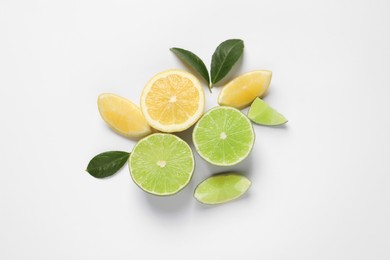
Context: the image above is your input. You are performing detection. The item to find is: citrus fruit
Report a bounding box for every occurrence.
[129,133,194,196]
[193,106,255,166]
[140,69,205,133]
[98,93,152,138]
[248,98,288,126]
[194,173,251,204]
[218,70,272,109]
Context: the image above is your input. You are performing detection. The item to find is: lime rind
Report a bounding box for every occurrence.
[248,98,288,126]
[129,133,195,196]
[194,173,251,205]
[193,106,255,166]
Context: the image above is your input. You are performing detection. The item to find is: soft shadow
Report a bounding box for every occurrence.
[102,124,143,142]
[175,125,195,146]
[253,123,289,131]
[142,127,197,214]
[205,151,254,179]
[144,181,193,213]
[261,88,271,99]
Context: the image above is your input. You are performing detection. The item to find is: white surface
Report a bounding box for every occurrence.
[1,0,390,259]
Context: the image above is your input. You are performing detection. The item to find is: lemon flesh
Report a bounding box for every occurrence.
[218,70,272,109]
[141,69,205,133]
[98,93,151,138]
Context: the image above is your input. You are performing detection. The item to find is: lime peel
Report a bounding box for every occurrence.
[248,98,288,126]
[194,173,251,205]
[129,133,194,196]
[193,106,255,166]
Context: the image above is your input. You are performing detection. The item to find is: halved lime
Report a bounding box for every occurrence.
[129,133,194,196]
[193,106,255,166]
[194,173,251,204]
[248,98,288,126]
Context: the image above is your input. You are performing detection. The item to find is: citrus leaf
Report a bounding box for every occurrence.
[210,39,244,86]
[170,47,211,91]
[86,151,130,178]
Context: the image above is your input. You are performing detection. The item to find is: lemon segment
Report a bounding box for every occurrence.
[98,93,152,138]
[141,69,205,133]
[218,70,272,109]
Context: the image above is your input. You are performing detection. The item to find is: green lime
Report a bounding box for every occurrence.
[248,98,287,126]
[194,173,251,204]
[129,133,194,196]
[192,106,255,166]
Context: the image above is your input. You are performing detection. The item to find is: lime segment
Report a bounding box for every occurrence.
[129,133,194,196]
[194,173,251,204]
[193,106,255,166]
[248,98,288,126]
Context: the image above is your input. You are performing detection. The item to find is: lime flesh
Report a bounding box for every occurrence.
[248,98,287,126]
[129,133,194,196]
[194,173,251,204]
[193,106,255,166]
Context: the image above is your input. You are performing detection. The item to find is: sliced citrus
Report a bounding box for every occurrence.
[140,69,205,133]
[248,98,288,126]
[98,93,152,138]
[194,173,251,204]
[193,106,255,166]
[129,133,194,196]
[218,70,272,109]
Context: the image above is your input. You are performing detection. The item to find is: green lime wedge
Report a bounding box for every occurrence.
[194,173,251,204]
[248,98,288,126]
[129,133,194,196]
[193,106,255,166]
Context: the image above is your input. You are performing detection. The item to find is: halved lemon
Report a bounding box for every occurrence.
[218,70,272,109]
[98,93,152,138]
[140,69,205,133]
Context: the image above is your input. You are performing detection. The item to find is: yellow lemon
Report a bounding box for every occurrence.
[140,69,205,132]
[218,70,272,109]
[98,93,152,138]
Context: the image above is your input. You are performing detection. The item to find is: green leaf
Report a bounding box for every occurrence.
[170,47,211,92]
[210,39,244,86]
[86,151,130,178]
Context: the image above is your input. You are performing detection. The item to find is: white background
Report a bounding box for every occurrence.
[1,0,389,259]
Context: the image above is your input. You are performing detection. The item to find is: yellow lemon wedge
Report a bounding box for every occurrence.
[98,93,152,138]
[140,69,205,132]
[218,70,272,109]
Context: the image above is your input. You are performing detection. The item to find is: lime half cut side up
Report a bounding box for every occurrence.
[192,106,255,166]
[248,98,288,126]
[194,173,251,205]
[129,133,194,196]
